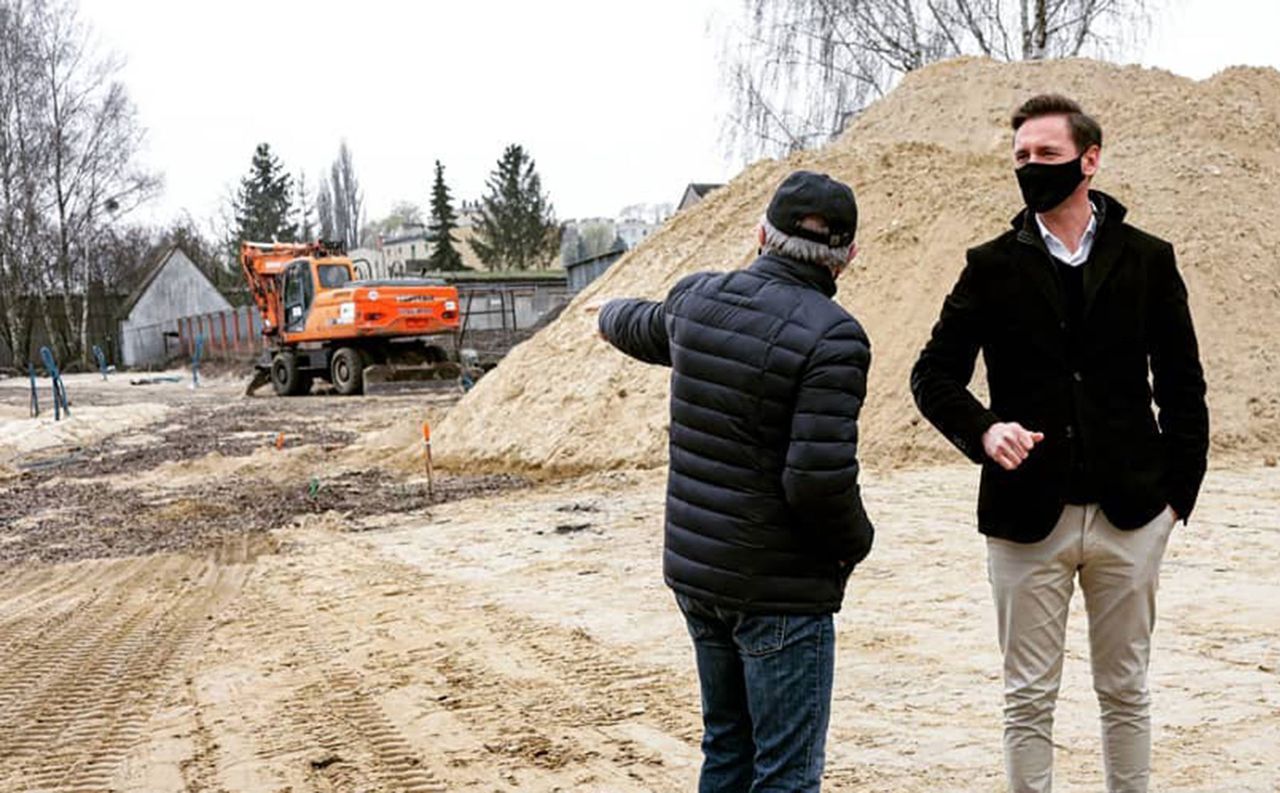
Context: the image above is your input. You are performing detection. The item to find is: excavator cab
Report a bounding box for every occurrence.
[317,263,353,288]
[282,260,315,333]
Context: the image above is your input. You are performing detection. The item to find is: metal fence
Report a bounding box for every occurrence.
[123,305,265,368]
[456,283,571,363]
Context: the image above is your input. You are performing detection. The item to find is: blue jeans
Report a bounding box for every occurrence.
[674,592,835,792]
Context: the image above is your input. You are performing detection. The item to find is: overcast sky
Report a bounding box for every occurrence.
[76,0,1280,230]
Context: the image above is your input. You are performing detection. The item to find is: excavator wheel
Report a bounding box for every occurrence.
[423,344,450,364]
[270,352,307,396]
[331,346,366,396]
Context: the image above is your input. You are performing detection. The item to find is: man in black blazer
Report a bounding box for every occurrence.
[911,95,1208,793]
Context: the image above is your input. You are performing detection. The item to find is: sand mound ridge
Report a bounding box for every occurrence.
[436,57,1280,474]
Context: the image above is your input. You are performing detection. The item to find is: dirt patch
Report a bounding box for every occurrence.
[0,469,527,567]
[10,400,358,483]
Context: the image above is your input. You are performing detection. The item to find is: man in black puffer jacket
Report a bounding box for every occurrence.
[597,171,874,792]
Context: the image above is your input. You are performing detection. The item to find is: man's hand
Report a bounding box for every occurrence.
[583,298,608,340]
[982,422,1045,471]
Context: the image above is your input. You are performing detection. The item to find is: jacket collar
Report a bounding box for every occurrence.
[1012,190,1129,321]
[749,253,838,298]
[1010,189,1127,238]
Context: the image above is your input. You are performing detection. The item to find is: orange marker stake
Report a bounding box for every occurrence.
[422,421,434,501]
[275,432,285,450]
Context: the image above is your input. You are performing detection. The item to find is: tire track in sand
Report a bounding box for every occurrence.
[224,573,449,793]
[0,538,265,791]
[249,532,698,789]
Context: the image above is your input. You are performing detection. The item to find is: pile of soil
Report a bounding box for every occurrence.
[435,57,1280,473]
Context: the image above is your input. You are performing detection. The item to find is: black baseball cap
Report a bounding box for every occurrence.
[766,170,858,248]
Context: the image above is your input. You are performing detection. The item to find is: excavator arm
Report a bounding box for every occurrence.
[240,240,346,337]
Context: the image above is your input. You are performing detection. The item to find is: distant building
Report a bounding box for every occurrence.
[616,218,659,249]
[455,199,484,228]
[618,202,674,225]
[347,247,388,278]
[678,182,723,212]
[118,247,233,367]
[380,227,431,274]
[375,203,488,275]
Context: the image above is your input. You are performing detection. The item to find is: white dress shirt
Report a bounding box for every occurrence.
[1035,203,1098,267]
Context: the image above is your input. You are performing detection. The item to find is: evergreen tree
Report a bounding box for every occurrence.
[426,160,465,271]
[469,144,558,271]
[232,143,297,247]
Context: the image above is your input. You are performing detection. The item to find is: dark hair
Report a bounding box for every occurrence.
[1011,94,1103,154]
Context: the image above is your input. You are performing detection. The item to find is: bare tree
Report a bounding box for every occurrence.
[0,0,158,367]
[0,0,36,362]
[41,2,159,363]
[295,170,314,241]
[723,0,1156,158]
[327,140,362,251]
[315,173,334,240]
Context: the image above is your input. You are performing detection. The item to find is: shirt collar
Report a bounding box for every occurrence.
[1035,201,1098,265]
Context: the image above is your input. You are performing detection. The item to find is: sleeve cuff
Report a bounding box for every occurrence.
[952,410,1000,465]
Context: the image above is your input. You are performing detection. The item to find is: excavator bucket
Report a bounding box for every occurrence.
[245,367,272,396]
[361,361,464,396]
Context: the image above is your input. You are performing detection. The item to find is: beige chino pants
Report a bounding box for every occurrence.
[986,503,1176,793]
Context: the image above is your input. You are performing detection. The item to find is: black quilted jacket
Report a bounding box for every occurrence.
[599,253,874,614]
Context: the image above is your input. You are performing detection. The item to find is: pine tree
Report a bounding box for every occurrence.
[469,144,558,271]
[426,160,465,271]
[232,143,297,247]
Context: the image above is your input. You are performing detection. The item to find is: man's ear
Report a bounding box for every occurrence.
[1082,144,1101,178]
[756,224,766,247]
[847,242,859,264]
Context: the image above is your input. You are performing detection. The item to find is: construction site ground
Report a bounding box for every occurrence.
[0,373,1275,792]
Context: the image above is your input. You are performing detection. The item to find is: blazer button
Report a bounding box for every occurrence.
[1072,371,1084,382]
[1066,425,1076,439]
[1059,321,1068,331]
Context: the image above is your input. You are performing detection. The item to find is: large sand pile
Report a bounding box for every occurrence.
[437,58,1280,474]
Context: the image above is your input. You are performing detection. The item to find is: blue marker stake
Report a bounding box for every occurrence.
[192,334,205,389]
[40,346,70,421]
[28,363,39,418]
[93,345,108,380]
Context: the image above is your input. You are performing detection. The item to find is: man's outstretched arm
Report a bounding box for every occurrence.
[598,298,671,367]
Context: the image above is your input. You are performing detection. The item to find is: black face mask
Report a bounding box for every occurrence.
[1015,156,1085,213]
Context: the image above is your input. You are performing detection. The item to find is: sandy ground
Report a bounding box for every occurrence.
[0,375,1276,791]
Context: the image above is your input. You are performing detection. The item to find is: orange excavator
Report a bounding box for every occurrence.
[241,240,462,396]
